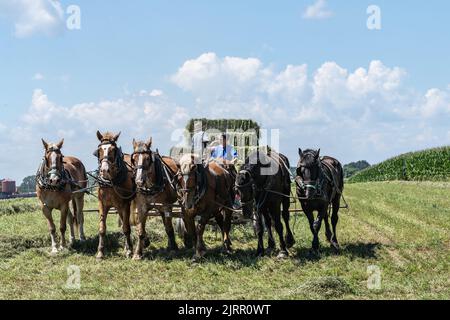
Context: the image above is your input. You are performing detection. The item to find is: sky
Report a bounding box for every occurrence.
[0,0,449,183]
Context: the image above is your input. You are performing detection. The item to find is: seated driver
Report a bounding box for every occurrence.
[210,133,238,165]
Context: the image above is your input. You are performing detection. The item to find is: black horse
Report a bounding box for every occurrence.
[295,149,344,253]
[235,150,295,258]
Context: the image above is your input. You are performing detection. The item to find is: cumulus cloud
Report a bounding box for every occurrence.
[0,0,64,38]
[2,53,449,182]
[0,89,190,180]
[170,52,450,165]
[33,73,45,80]
[303,0,333,20]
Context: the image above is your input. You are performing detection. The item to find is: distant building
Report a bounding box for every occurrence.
[0,179,16,195]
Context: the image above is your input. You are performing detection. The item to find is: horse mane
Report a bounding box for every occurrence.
[179,153,200,174]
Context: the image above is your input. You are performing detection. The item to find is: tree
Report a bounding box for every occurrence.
[343,161,371,178]
[18,175,36,193]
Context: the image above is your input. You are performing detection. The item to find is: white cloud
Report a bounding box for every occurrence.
[33,73,44,80]
[170,52,450,166]
[0,0,64,38]
[303,0,333,20]
[2,53,450,182]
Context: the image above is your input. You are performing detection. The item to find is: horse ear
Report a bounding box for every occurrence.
[96,131,103,141]
[147,137,153,149]
[56,139,64,149]
[113,132,121,142]
[298,148,303,158]
[42,139,48,150]
[132,138,137,149]
[316,149,321,159]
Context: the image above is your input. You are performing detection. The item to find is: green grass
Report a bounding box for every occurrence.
[0,182,449,300]
[349,146,450,183]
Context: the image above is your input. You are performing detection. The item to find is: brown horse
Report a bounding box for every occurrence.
[295,149,344,253]
[178,154,235,260]
[94,131,135,259]
[131,138,180,259]
[36,139,87,254]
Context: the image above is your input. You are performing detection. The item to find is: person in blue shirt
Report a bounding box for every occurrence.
[210,133,238,163]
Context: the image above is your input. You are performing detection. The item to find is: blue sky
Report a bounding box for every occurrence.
[0,0,449,182]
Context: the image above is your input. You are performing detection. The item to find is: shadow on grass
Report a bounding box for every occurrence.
[294,242,382,265]
[71,232,123,256]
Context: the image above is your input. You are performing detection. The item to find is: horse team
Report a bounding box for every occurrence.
[37,131,344,261]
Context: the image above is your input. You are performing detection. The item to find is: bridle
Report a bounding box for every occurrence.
[234,169,256,206]
[295,156,327,201]
[36,146,67,190]
[95,140,127,186]
[131,148,162,195]
[177,163,207,208]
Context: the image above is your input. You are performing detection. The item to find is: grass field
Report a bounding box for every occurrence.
[0,181,449,300]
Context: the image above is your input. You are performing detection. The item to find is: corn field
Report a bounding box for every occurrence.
[349,146,450,183]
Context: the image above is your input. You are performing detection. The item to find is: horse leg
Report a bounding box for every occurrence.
[161,209,178,252]
[304,209,319,253]
[59,205,69,250]
[271,204,288,258]
[96,204,109,260]
[324,207,333,244]
[193,216,208,261]
[66,204,76,246]
[262,210,275,252]
[312,207,326,252]
[120,204,133,258]
[223,208,233,252]
[133,207,147,260]
[254,209,265,257]
[42,205,58,254]
[183,214,197,249]
[282,197,295,248]
[75,196,86,241]
[331,197,341,250]
[214,211,226,252]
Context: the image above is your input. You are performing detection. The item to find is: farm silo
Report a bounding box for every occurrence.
[1,179,16,195]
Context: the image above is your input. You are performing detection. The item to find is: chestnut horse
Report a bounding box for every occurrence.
[295,149,344,253]
[36,139,87,254]
[131,138,180,259]
[178,154,235,260]
[94,131,135,259]
[235,150,294,258]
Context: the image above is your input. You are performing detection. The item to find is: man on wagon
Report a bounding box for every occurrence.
[210,133,238,165]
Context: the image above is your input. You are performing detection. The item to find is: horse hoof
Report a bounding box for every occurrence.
[331,241,340,251]
[79,236,86,243]
[256,250,265,258]
[192,255,203,263]
[50,247,58,255]
[132,254,142,261]
[286,237,296,249]
[96,252,104,260]
[124,250,133,259]
[277,251,289,259]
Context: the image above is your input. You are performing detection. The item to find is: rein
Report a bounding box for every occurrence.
[95,141,135,200]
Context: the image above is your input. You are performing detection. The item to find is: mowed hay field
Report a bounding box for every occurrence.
[0,181,449,300]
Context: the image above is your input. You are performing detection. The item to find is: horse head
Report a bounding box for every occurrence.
[94,131,122,181]
[131,137,154,189]
[41,138,65,186]
[178,153,201,210]
[297,148,322,199]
